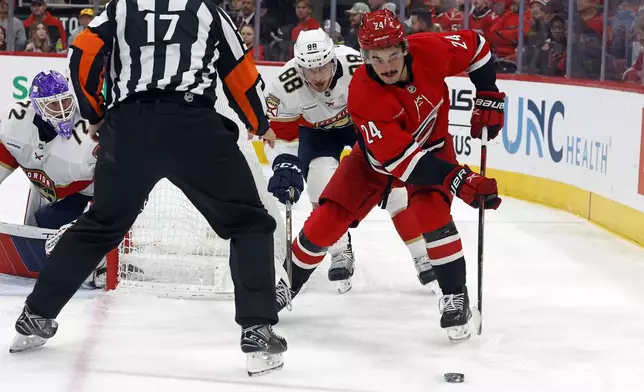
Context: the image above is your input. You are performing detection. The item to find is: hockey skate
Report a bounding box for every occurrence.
[438,286,476,343]
[413,255,441,295]
[276,279,303,312]
[9,305,58,353]
[328,245,355,294]
[241,324,287,377]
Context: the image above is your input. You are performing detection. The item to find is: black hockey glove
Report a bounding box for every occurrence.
[268,153,304,205]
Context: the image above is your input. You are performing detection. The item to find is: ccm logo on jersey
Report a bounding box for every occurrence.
[474,99,504,111]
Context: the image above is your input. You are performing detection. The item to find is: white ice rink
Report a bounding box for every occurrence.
[1,169,644,392]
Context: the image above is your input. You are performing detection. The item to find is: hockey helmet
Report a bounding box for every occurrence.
[358,9,406,51]
[29,70,77,139]
[294,28,335,69]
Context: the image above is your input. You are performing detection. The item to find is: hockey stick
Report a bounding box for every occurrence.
[284,186,295,311]
[477,127,488,335]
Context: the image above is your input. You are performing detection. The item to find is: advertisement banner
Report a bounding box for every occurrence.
[1,54,643,214]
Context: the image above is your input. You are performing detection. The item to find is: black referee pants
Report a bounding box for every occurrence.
[26,95,278,327]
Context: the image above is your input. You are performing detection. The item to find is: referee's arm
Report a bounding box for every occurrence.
[67,2,116,126]
[213,8,270,136]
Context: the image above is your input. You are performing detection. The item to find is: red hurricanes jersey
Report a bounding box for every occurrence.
[434,8,464,32]
[347,31,491,181]
[469,9,496,38]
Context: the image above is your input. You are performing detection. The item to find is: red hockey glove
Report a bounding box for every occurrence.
[470,91,506,140]
[447,165,502,210]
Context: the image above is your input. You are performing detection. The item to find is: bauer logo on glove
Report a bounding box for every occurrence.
[447,165,502,210]
[470,91,506,140]
[473,98,504,111]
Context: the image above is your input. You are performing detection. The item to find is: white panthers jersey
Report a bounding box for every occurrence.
[0,100,97,203]
[265,45,363,131]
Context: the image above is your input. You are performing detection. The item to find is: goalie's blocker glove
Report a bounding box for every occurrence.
[268,153,304,205]
[447,165,502,210]
[470,91,506,140]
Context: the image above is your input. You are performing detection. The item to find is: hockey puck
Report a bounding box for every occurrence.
[444,373,464,383]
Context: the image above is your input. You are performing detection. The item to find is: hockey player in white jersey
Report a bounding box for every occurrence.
[0,70,105,289]
[264,29,439,306]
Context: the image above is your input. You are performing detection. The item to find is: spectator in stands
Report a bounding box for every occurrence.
[543,0,565,23]
[623,17,644,83]
[534,13,567,76]
[0,0,26,51]
[241,24,264,60]
[410,7,435,33]
[344,2,370,50]
[238,0,256,28]
[291,0,320,42]
[433,0,464,32]
[610,1,639,65]
[488,0,531,61]
[257,1,283,47]
[522,0,549,73]
[368,0,397,12]
[0,25,6,51]
[469,0,496,39]
[323,19,343,44]
[68,8,93,47]
[577,0,603,38]
[229,0,243,24]
[23,0,66,51]
[25,21,56,53]
[491,0,508,18]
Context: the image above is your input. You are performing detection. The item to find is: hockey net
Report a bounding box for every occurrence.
[105,83,285,298]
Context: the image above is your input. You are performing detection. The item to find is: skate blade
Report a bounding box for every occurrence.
[424,280,441,296]
[336,279,352,294]
[9,334,48,353]
[471,306,482,335]
[246,352,284,377]
[446,323,471,343]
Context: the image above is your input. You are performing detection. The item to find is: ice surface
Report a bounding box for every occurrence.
[1,169,644,392]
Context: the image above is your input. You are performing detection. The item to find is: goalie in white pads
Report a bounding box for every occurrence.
[0,70,106,289]
[264,29,439,303]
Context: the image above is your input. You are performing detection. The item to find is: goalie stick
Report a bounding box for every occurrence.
[476,127,488,335]
[284,186,295,311]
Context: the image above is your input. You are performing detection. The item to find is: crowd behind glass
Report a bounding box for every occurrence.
[2,0,643,85]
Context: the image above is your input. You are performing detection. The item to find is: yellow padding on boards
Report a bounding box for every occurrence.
[252,140,644,247]
[589,193,644,247]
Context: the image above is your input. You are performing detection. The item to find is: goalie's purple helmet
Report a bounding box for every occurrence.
[29,70,77,139]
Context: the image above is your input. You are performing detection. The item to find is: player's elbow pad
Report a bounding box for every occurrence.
[404,152,458,186]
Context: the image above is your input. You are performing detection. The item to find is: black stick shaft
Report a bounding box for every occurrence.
[477,128,488,335]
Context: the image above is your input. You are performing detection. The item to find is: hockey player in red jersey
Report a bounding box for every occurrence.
[277,9,505,343]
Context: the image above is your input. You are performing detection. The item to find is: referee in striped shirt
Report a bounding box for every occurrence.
[14,0,287,375]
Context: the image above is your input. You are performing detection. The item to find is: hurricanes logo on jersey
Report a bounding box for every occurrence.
[23,169,57,203]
